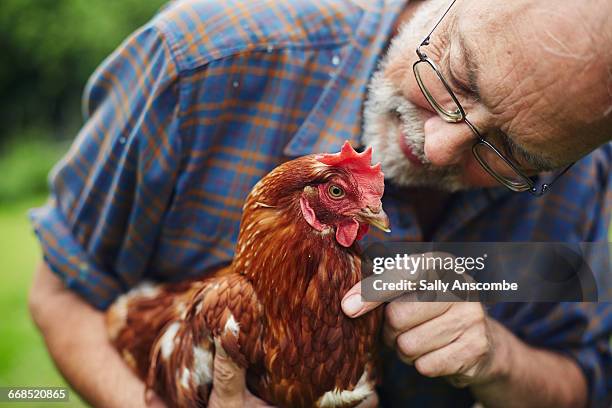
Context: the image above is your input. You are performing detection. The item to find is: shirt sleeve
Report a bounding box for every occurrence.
[491,147,612,408]
[29,23,183,310]
[490,302,612,408]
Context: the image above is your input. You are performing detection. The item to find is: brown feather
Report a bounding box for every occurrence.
[106,154,384,407]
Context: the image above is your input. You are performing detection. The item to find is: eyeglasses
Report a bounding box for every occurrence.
[412,0,573,196]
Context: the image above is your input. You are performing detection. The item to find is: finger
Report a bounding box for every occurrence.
[394,306,468,363]
[209,337,246,407]
[341,281,383,318]
[384,302,452,344]
[413,340,472,380]
[345,251,458,318]
[413,324,489,381]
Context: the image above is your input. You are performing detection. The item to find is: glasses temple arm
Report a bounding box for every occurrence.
[535,162,575,195]
[419,0,458,47]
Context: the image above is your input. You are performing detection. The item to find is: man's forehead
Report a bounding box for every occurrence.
[454,0,610,166]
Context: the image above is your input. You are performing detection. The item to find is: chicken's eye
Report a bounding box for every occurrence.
[328,184,345,199]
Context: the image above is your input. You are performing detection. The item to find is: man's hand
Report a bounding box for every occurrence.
[342,284,506,386]
[208,338,273,408]
[208,337,379,407]
[29,262,169,408]
[382,302,503,387]
[341,281,588,408]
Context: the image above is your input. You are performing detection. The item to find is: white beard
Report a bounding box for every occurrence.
[362,0,470,192]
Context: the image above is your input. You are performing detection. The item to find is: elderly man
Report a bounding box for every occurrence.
[29,0,611,407]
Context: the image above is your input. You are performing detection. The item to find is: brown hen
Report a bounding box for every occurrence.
[106,142,389,407]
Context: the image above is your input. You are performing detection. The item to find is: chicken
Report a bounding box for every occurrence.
[106,142,390,407]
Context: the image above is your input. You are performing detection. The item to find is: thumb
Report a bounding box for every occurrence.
[341,281,383,318]
[343,251,456,317]
[209,337,246,407]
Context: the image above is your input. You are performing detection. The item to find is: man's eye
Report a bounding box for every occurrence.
[488,131,519,159]
[447,63,472,96]
[489,131,537,172]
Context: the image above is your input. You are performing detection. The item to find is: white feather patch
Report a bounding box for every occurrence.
[180,367,191,389]
[108,282,160,340]
[224,314,240,337]
[130,281,160,298]
[193,346,213,385]
[317,370,373,407]
[160,322,180,359]
[176,302,187,319]
[108,281,159,340]
[107,295,128,340]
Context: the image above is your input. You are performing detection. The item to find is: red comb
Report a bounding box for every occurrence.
[316,141,383,177]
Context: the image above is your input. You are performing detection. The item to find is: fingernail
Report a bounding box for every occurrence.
[342,294,363,317]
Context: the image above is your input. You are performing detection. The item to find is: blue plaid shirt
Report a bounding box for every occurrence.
[30,0,612,406]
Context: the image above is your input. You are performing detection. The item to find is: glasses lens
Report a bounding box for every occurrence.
[473,142,532,191]
[414,60,463,122]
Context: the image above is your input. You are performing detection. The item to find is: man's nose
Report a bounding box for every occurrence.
[423,115,476,166]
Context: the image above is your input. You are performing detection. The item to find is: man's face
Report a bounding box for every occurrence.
[363,0,612,191]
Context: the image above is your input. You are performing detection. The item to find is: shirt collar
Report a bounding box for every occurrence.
[283,0,407,157]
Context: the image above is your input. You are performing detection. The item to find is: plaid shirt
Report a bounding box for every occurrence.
[30,0,612,406]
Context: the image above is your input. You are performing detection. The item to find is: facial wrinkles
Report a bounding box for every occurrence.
[476,0,612,168]
[363,0,475,192]
[537,20,610,125]
[364,0,596,190]
[482,62,566,169]
[486,7,597,165]
[453,2,543,129]
[465,0,610,172]
[451,2,570,169]
[448,34,479,101]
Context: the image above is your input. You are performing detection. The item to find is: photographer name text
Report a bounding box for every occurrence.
[371,279,519,292]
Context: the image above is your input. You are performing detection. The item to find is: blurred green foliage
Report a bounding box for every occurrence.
[0,2,167,399]
[0,135,66,203]
[0,0,167,201]
[0,0,167,144]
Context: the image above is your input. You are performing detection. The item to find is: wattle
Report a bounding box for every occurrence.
[300,194,364,247]
[335,218,360,247]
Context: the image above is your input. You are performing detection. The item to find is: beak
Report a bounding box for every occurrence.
[357,206,391,233]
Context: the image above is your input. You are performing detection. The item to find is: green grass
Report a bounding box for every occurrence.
[0,196,85,407]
